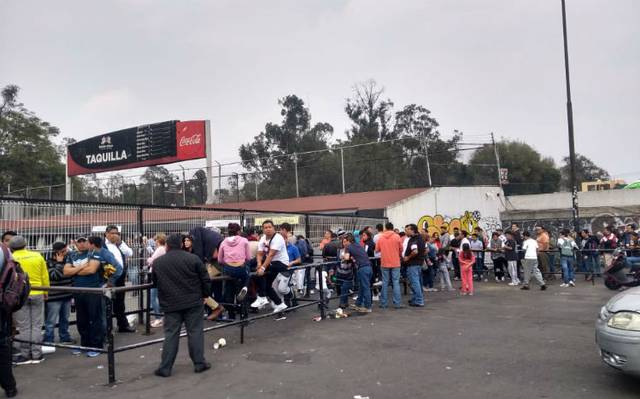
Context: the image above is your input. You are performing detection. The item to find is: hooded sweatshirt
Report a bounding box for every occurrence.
[218,235,251,265]
[375,230,403,268]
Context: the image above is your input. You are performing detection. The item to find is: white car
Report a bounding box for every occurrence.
[596,287,640,376]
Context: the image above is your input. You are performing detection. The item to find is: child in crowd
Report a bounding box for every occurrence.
[436,248,454,291]
[459,243,475,296]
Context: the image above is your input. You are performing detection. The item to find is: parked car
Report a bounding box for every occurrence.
[596,287,640,376]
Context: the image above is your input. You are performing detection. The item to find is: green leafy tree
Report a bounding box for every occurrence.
[0,85,65,196]
[239,95,337,199]
[140,166,177,205]
[560,153,610,191]
[469,140,561,195]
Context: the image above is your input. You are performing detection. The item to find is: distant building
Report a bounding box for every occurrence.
[581,179,626,192]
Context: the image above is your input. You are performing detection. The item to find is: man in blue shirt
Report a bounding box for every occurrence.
[63,236,106,357]
[342,233,373,314]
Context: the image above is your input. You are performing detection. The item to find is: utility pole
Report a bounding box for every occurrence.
[491,132,503,190]
[561,0,580,231]
[340,147,346,194]
[293,153,300,197]
[420,134,433,187]
[179,165,187,206]
[214,160,222,204]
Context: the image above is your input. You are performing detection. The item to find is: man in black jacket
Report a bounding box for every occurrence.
[44,241,75,345]
[152,234,212,377]
[0,245,17,397]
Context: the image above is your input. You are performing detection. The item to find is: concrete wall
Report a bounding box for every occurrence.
[385,186,506,236]
[501,189,640,236]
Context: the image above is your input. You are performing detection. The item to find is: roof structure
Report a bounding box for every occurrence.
[210,188,427,214]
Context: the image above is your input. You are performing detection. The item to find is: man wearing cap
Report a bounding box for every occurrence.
[104,225,135,333]
[44,242,75,345]
[64,235,105,357]
[0,244,17,397]
[152,234,211,377]
[9,236,50,365]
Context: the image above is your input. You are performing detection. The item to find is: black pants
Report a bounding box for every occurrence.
[452,254,461,279]
[113,266,129,329]
[158,305,206,373]
[0,313,16,394]
[257,261,289,305]
[493,258,506,279]
[75,293,105,348]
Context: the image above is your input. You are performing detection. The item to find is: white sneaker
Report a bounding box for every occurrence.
[508,282,517,286]
[422,287,429,293]
[352,295,358,301]
[372,295,379,301]
[250,296,269,309]
[373,281,383,287]
[559,283,568,288]
[569,281,576,287]
[151,319,164,328]
[272,302,288,313]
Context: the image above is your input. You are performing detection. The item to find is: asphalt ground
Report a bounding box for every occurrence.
[12,279,639,399]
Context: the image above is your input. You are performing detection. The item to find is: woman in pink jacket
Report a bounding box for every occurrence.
[458,243,475,296]
[218,223,251,320]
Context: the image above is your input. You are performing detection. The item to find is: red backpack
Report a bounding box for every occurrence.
[0,245,30,313]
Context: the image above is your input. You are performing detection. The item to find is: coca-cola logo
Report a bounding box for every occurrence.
[179,134,201,147]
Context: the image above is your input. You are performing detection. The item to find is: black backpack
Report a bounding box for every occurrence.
[0,246,30,313]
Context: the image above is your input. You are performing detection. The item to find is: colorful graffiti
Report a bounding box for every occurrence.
[418,211,481,237]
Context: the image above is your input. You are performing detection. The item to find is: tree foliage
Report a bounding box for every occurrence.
[560,153,610,190]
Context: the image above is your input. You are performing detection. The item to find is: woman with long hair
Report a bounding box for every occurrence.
[459,243,476,296]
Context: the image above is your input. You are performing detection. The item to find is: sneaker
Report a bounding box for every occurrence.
[495,277,500,282]
[428,288,438,292]
[569,281,576,287]
[373,281,383,287]
[508,282,517,286]
[30,356,44,364]
[151,319,164,328]
[357,307,372,313]
[520,285,530,290]
[71,349,83,356]
[422,287,429,293]
[86,351,101,358]
[559,283,568,288]
[60,338,77,345]
[237,287,248,302]
[272,302,288,314]
[352,295,358,301]
[372,295,379,302]
[540,285,547,291]
[501,277,506,281]
[12,356,32,366]
[349,304,359,310]
[250,296,269,309]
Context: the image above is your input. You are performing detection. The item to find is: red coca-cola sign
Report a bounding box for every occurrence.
[176,121,207,160]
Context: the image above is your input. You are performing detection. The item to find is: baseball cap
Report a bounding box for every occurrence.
[336,229,347,237]
[75,235,88,242]
[8,235,27,250]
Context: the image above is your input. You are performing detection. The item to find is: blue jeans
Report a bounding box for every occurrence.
[223,264,250,319]
[548,254,556,273]
[150,288,161,320]
[560,256,575,284]
[626,257,640,271]
[474,255,484,280]
[422,265,434,288]
[356,265,373,309]
[380,267,401,307]
[586,254,601,275]
[406,265,424,306]
[44,298,72,343]
[338,278,353,307]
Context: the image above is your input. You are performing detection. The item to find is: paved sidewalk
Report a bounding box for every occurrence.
[12,281,639,399]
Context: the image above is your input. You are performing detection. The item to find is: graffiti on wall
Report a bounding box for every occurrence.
[502,213,640,236]
[418,211,479,236]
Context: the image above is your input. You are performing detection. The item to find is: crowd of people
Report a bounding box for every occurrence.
[0,219,638,394]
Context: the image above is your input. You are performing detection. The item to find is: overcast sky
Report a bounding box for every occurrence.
[1,0,638,183]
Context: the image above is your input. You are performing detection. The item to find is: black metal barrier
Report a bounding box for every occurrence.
[20,261,330,385]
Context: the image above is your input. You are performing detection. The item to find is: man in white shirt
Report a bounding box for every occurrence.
[250,220,289,313]
[105,225,136,332]
[521,231,547,291]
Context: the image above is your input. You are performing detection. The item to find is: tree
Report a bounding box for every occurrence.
[469,140,561,195]
[140,166,177,205]
[393,105,464,186]
[238,95,337,199]
[0,85,66,196]
[560,153,610,191]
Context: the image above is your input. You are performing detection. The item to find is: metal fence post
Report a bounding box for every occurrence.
[317,264,326,319]
[137,207,145,324]
[145,284,152,335]
[105,291,116,385]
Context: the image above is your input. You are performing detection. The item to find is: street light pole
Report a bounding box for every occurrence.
[561,0,580,231]
[178,165,187,206]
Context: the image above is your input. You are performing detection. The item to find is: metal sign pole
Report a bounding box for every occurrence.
[205,120,215,204]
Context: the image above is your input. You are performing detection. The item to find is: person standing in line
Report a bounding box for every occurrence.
[435,248,454,291]
[147,234,167,328]
[152,234,211,377]
[489,232,506,282]
[600,226,618,269]
[458,243,475,296]
[504,231,520,286]
[342,233,373,314]
[371,224,384,291]
[469,233,485,282]
[0,245,17,397]
[375,222,403,309]
[403,224,425,307]
[557,229,578,288]
[361,230,377,301]
[44,241,75,345]
[449,229,461,281]
[104,225,135,333]
[535,226,551,280]
[9,236,49,365]
[218,223,251,321]
[521,231,547,291]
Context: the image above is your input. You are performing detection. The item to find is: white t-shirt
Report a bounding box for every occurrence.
[373,232,382,258]
[258,233,290,265]
[522,238,539,259]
